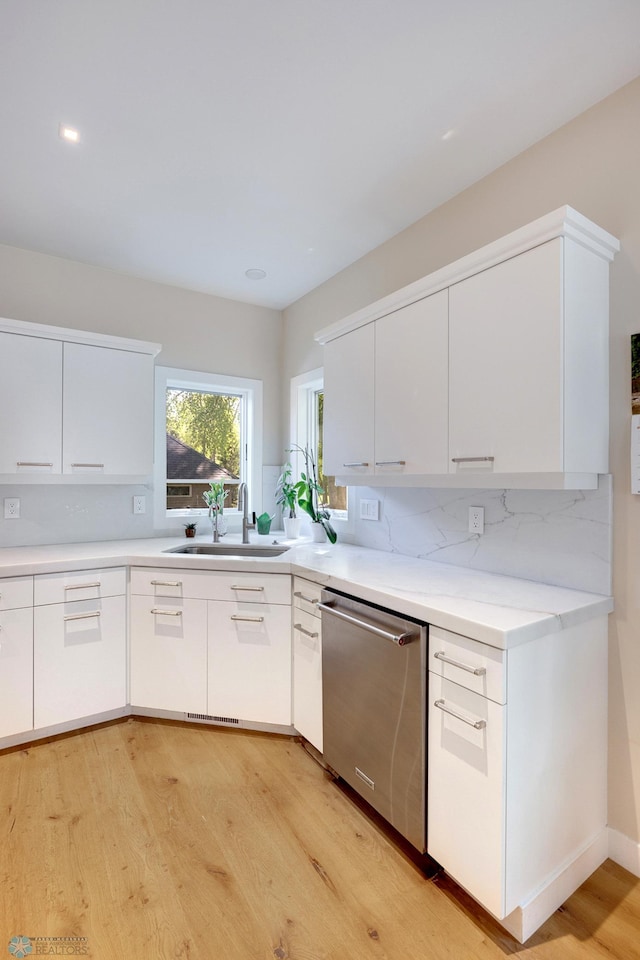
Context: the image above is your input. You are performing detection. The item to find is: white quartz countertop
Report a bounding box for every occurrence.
[0,535,612,648]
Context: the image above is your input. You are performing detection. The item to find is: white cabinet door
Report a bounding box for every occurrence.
[34,596,127,728]
[0,332,62,475]
[292,610,322,751]
[0,607,33,738]
[208,600,292,726]
[129,595,207,713]
[428,673,506,919]
[375,291,448,476]
[449,239,564,475]
[63,342,154,476]
[323,324,375,479]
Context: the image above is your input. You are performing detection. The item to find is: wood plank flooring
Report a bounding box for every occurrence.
[1,718,640,959]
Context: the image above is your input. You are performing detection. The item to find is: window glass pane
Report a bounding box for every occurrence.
[166,387,242,511]
[315,390,347,512]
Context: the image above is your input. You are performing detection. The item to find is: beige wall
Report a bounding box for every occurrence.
[0,245,284,464]
[283,76,640,844]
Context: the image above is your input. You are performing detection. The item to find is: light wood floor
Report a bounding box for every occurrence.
[2,718,640,959]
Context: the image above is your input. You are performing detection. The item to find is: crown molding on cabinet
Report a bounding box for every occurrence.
[0,316,162,357]
[315,205,620,345]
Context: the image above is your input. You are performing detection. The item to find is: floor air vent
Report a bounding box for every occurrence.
[186,712,240,725]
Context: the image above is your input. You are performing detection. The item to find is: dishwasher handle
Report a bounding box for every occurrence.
[317,600,416,646]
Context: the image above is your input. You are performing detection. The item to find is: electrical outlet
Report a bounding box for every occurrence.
[133,495,146,515]
[4,498,20,519]
[468,506,484,535]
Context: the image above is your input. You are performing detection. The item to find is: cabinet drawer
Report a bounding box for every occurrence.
[0,576,33,611]
[207,572,290,605]
[429,625,506,704]
[293,577,322,617]
[34,567,126,606]
[130,567,208,599]
[131,567,291,605]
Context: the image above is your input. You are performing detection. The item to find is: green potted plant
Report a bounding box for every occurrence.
[290,444,337,544]
[183,521,198,538]
[202,481,228,540]
[276,463,301,539]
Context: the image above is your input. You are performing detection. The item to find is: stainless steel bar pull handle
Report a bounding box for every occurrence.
[64,611,101,622]
[150,580,182,587]
[65,582,101,591]
[293,591,318,605]
[151,608,182,616]
[17,461,53,467]
[317,600,415,646]
[294,622,319,639]
[230,585,264,592]
[434,699,486,730]
[451,456,495,463]
[231,614,264,623]
[375,460,406,466]
[342,461,369,467]
[71,462,105,468]
[434,651,486,676]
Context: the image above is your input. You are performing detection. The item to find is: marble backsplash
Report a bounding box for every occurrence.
[0,484,155,548]
[349,475,612,596]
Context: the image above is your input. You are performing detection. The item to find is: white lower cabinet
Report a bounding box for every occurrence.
[428,673,505,915]
[129,595,207,713]
[33,567,127,729]
[292,577,323,751]
[208,600,292,726]
[428,619,608,936]
[0,577,34,739]
[129,567,292,726]
[34,594,126,729]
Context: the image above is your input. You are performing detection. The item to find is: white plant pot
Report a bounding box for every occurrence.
[283,517,302,540]
[310,521,327,543]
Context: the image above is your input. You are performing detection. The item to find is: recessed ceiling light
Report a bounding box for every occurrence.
[245,268,267,280]
[59,124,80,144]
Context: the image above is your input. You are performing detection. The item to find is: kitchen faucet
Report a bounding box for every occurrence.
[238,482,255,543]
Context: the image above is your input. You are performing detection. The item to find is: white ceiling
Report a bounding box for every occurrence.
[2,0,640,310]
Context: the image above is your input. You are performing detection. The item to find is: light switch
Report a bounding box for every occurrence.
[360,498,380,521]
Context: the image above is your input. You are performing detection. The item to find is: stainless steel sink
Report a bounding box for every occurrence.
[165,543,290,557]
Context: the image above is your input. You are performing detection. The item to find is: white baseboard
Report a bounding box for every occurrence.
[499,829,609,943]
[608,827,640,877]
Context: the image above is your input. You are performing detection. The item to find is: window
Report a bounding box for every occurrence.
[290,368,351,530]
[154,366,262,531]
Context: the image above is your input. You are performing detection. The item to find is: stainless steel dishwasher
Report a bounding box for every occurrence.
[318,587,427,852]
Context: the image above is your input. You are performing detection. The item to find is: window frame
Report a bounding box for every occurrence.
[289,367,353,536]
[154,365,263,533]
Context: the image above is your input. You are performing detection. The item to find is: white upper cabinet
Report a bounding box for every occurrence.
[448,237,610,480]
[375,290,448,477]
[316,207,619,490]
[323,290,448,479]
[63,343,155,476]
[323,323,375,479]
[0,332,63,475]
[0,318,160,482]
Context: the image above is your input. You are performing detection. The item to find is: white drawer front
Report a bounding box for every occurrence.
[131,567,215,600]
[429,625,506,704]
[292,577,322,617]
[208,572,291,605]
[131,567,291,605]
[0,576,33,611]
[34,567,126,606]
